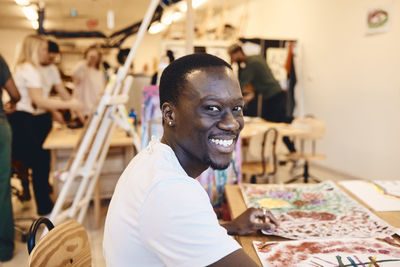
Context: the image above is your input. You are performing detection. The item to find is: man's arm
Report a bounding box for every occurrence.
[221,207,279,236]
[208,248,259,267]
[28,87,82,112]
[242,83,256,104]
[53,83,71,101]
[3,77,21,114]
[210,208,279,266]
[3,77,20,103]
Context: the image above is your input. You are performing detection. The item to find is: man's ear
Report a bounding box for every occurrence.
[161,102,175,126]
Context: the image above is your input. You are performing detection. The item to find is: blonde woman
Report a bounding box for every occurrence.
[72,44,105,117]
[7,35,83,216]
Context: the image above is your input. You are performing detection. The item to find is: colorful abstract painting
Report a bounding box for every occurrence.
[197,137,242,219]
[253,237,400,267]
[141,85,163,149]
[240,181,396,239]
[365,4,392,35]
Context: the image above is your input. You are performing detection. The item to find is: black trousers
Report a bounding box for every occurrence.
[7,111,53,215]
[244,91,296,152]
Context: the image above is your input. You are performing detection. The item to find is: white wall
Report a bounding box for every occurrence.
[228,0,400,180]
[122,33,162,74]
[0,29,35,68]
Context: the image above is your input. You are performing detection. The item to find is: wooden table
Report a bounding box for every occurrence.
[43,125,135,226]
[225,184,400,265]
[43,124,135,150]
[240,117,308,139]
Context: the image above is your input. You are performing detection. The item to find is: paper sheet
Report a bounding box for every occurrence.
[339,180,400,212]
[240,181,396,239]
[253,237,400,267]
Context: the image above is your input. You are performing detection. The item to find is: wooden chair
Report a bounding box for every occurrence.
[242,128,279,183]
[285,116,326,183]
[27,218,92,267]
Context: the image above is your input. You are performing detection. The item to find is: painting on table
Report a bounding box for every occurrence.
[253,237,400,267]
[240,181,396,239]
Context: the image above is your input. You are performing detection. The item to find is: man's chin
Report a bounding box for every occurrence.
[209,162,230,170]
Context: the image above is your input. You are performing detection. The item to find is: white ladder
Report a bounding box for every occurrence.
[48,0,161,226]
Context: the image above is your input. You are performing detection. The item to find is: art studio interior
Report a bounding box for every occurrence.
[0,0,399,266]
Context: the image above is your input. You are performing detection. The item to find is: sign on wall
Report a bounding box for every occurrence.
[365,4,392,35]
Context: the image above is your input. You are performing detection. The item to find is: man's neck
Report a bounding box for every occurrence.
[161,135,207,178]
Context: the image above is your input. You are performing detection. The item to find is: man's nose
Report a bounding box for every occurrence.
[218,111,240,131]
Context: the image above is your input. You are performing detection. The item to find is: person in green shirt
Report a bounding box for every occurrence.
[0,54,21,262]
[228,43,295,153]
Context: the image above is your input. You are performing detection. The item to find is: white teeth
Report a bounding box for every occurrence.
[210,138,233,147]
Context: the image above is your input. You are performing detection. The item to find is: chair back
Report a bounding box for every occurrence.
[243,127,278,176]
[28,218,91,267]
[260,128,278,175]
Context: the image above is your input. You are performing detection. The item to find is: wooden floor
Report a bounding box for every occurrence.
[2,163,359,267]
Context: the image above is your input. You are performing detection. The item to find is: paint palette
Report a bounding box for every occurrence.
[240,181,397,239]
[253,237,400,267]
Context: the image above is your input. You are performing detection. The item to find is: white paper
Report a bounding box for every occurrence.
[339,180,400,211]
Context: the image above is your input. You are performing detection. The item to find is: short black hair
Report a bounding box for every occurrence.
[48,40,59,53]
[227,43,243,55]
[159,53,232,109]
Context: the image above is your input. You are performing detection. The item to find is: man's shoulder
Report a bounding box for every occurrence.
[123,140,189,181]
[247,55,265,65]
[39,64,58,73]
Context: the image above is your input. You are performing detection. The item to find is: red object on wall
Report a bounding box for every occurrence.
[86,19,99,29]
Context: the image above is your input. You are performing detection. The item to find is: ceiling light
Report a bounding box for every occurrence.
[193,0,207,9]
[148,22,166,34]
[107,10,114,29]
[171,11,183,22]
[30,20,38,29]
[176,2,187,12]
[176,0,207,12]
[22,5,38,21]
[151,0,208,35]
[160,10,173,25]
[15,0,30,6]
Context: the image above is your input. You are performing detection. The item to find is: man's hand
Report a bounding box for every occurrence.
[4,101,17,114]
[222,207,279,236]
[242,83,256,104]
[51,110,65,124]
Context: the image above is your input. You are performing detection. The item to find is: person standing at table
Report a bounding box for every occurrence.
[228,43,296,153]
[103,53,278,266]
[7,35,83,216]
[41,40,78,123]
[72,44,105,117]
[0,54,20,262]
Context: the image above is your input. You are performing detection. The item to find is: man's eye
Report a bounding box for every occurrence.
[234,106,243,112]
[207,106,220,112]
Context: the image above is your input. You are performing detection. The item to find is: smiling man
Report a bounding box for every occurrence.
[103,53,278,267]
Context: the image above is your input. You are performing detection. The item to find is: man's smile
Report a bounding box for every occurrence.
[208,135,237,153]
[210,138,234,147]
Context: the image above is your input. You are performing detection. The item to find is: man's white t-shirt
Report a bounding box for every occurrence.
[103,139,241,267]
[13,63,62,115]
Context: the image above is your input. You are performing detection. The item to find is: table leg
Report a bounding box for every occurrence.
[94,178,101,228]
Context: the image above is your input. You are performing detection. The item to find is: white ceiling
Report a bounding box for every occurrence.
[0,0,153,33]
[0,0,243,34]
